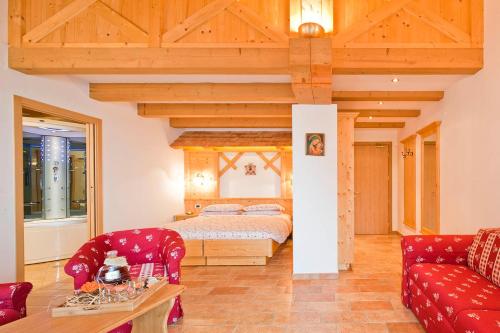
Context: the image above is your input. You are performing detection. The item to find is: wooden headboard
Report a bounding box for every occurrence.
[185,198,293,216]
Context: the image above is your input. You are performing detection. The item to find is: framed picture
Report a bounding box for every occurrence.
[305,133,325,156]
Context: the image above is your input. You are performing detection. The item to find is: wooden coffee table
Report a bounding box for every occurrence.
[0,284,185,333]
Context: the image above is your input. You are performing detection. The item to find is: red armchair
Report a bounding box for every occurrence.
[64,228,185,332]
[0,282,33,326]
[401,235,500,333]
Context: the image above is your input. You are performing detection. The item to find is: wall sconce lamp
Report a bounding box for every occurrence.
[402,148,414,159]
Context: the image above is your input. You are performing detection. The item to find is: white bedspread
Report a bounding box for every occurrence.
[164,214,292,244]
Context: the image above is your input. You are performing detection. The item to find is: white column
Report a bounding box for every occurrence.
[292,104,338,277]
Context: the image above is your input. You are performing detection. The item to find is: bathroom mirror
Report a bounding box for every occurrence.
[418,122,441,235]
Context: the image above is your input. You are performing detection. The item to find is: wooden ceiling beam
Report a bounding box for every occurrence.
[170,117,292,128]
[355,122,405,129]
[92,83,441,103]
[9,47,482,75]
[138,103,292,118]
[139,104,421,118]
[332,91,444,102]
[170,118,407,129]
[342,109,421,118]
[90,83,295,103]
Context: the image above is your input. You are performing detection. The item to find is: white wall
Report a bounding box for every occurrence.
[355,129,399,231]
[292,105,338,275]
[0,2,184,281]
[219,152,281,198]
[398,0,500,235]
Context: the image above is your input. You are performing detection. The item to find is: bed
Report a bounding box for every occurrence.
[164,212,292,266]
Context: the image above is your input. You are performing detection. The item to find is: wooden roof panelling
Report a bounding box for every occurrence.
[171,131,292,149]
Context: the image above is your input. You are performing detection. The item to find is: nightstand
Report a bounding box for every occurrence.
[173,214,197,221]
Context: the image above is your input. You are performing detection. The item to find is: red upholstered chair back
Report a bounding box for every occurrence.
[105,228,164,265]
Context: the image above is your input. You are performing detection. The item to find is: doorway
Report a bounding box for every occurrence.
[418,122,441,234]
[354,142,392,235]
[14,96,102,281]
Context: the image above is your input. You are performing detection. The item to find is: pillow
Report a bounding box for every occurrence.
[202,204,243,212]
[243,210,282,216]
[200,211,241,216]
[467,228,500,286]
[244,204,285,212]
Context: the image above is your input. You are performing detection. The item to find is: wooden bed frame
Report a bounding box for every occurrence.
[181,198,292,266]
[182,239,281,266]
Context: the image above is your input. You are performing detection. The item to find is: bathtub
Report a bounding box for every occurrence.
[24,217,89,264]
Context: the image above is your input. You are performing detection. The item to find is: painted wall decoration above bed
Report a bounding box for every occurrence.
[220,152,281,198]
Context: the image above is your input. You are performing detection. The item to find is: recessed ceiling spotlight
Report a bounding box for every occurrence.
[369,116,373,120]
[378,101,384,105]
[392,77,399,83]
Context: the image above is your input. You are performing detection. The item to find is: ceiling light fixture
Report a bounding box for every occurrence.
[392,78,399,83]
[378,101,384,105]
[369,116,373,120]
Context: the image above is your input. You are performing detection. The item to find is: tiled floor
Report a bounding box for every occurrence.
[25,235,424,333]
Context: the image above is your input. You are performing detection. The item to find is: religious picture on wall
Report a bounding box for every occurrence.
[244,162,257,175]
[306,133,325,156]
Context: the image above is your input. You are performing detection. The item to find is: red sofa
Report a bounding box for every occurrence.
[0,282,33,326]
[401,235,500,333]
[65,228,185,333]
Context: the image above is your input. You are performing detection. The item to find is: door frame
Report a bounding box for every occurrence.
[14,96,103,281]
[417,121,441,235]
[354,142,392,234]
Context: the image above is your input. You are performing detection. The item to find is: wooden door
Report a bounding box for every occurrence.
[422,142,437,232]
[354,143,391,235]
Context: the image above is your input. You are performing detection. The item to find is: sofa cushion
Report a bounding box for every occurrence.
[106,229,163,265]
[468,228,500,286]
[454,310,500,333]
[409,263,500,322]
[128,262,167,280]
[0,309,21,326]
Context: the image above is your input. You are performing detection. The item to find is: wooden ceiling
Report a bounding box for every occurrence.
[8,0,483,129]
[171,131,292,150]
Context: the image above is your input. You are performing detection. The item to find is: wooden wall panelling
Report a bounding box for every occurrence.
[148,0,163,47]
[22,0,99,44]
[280,151,293,199]
[337,112,357,270]
[184,151,219,199]
[402,135,417,230]
[8,0,24,47]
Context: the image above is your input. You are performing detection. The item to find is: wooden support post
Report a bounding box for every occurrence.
[337,112,358,270]
[289,38,332,104]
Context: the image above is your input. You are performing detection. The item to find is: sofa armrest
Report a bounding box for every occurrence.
[64,235,109,290]
[0,282,33,316]
[159,230,186,285]
[401,235,474,307]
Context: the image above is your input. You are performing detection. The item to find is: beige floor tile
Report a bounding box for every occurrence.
[24,235,422,332]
